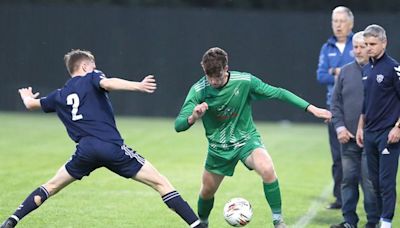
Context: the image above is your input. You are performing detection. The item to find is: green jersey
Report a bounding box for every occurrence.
[175,71,309,153]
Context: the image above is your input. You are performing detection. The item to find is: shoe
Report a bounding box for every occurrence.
[326,201,342,209]
[1,218,17,228]
[330,221,356,228]
[365,223,378,228]
[196,223,207,228]
[274,219,287,228]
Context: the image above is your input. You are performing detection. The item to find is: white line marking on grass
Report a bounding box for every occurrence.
[293,183,333,228]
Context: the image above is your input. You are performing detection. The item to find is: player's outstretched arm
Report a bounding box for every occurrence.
[306,104,332,121]
[100,75,156,93]
[18,87,41,110]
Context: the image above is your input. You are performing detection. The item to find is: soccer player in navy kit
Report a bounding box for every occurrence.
[1,49,204,228]
[356,25,400,228]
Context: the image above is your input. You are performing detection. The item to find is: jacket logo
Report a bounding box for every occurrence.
[376,74,384,83]
[382,148,390,155]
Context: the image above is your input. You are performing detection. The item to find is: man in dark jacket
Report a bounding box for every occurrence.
[356,24,400,228]
[330,31,379,228]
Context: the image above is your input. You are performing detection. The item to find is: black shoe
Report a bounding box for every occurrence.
[330,222,356,228]
[199,221,208,228]
[365,223,378,228]
[1,218,17,228]
[326,201,342,209]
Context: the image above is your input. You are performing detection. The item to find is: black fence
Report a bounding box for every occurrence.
[1,5,399,122]
[2,1,400,12]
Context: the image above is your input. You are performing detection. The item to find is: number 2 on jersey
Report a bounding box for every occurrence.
[67,93,83,121]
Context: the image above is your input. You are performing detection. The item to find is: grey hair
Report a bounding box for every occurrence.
[352,31,365,43]
[363,24,386,41]
[332,6,354,22]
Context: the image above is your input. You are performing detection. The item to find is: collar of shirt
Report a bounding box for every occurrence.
[369,52,387,66]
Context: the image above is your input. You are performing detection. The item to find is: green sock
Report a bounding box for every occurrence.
[263,179,282,214]
[197,196,214,221]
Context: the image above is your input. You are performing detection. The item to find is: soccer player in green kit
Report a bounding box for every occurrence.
[175,47,332,227]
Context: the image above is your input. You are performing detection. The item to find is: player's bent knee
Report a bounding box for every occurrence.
[200,191,214,199]
[258,165,274,176]
[200,185,217,198]
[259,168,277,182]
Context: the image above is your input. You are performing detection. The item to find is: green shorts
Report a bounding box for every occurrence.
[205,137,265,176]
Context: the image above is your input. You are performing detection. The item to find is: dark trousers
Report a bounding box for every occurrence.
[364,128,400,221]
[328,121,342,203]
[341,140,379,225]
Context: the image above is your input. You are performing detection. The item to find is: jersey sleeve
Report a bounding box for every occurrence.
[330,71,345,130]
[40,89,58,113]
[250,75,310,110]
[90,70,107,90]
[393,64,400,97]
[316,44,335,85]
[174,85,202,132]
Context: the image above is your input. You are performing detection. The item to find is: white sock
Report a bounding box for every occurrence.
[272,213,282,222]
[190,220,201,228]
[380,220,391,228]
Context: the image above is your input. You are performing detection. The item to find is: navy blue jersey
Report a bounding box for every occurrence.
[40,70,123,145]
[362,53,400,131]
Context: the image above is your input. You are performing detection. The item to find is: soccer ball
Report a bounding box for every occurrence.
[223,197,253,227]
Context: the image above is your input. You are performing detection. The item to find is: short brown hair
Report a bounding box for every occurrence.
[201,47,228,77]
[64,49,95,75]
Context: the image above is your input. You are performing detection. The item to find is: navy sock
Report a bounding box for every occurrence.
[12,186,49,222]
[162,191,201,227]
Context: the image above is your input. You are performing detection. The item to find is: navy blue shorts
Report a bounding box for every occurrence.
[65,137,145,180]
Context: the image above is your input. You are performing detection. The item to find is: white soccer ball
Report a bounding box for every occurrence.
[223,197,253,227]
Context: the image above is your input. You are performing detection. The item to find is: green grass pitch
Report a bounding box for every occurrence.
[0,112,399,227]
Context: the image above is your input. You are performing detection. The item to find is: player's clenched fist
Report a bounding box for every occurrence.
[188,102,208,125]
[193,102,208,117]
